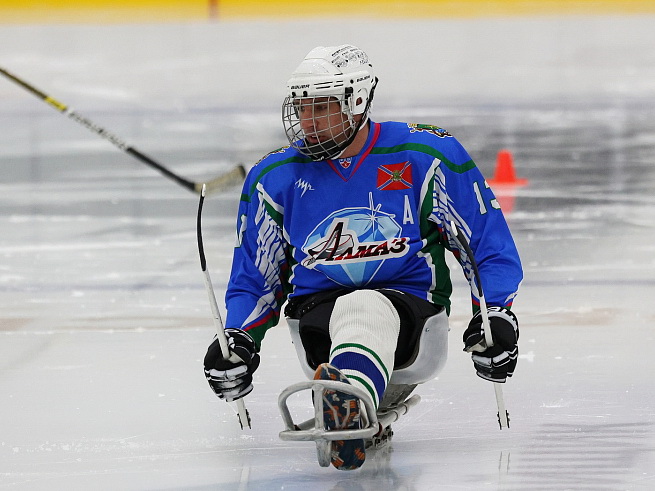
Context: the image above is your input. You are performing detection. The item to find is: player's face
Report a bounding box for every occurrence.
[295,97,351,146]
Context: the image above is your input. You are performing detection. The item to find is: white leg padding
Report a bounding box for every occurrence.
[328,290,400,408]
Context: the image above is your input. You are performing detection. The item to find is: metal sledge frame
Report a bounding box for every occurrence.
[278,379,421,467]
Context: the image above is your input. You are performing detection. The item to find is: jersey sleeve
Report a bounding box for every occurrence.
[224,165,289,347]
[426,135,523,310]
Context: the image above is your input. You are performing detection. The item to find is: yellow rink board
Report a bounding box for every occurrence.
[1,0,655,23]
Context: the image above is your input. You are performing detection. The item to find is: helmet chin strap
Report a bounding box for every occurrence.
[334,114,369,159]
[333,78,377,159]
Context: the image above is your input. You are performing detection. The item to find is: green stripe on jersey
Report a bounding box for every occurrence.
[371,143,477,174]
[262,199,283,228]
[417,159,453,310]
[243,155,313,201]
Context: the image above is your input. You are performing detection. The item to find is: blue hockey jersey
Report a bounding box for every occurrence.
[225,121,523,346]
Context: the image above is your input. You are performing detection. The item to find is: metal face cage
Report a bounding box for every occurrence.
[282,93,358,161]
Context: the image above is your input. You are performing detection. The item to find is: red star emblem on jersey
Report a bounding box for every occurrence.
[377,162,413,190]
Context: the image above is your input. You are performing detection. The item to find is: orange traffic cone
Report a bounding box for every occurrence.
[487,149,528,187]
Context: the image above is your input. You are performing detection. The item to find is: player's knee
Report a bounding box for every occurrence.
[329,289,400,343]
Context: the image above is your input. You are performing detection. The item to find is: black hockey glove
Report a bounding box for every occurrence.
[204,328,260,402]
[463,307,519,383]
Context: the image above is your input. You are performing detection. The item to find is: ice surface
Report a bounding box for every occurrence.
[1,14,654,490]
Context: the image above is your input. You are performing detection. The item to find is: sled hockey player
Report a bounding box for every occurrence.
[203,44,523,470]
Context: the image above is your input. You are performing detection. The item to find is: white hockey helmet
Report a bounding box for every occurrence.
[282,44,378,160]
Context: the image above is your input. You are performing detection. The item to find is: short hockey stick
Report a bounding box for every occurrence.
[450,222,510,429]
[0,66,245,194]
[197,184,251,429]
